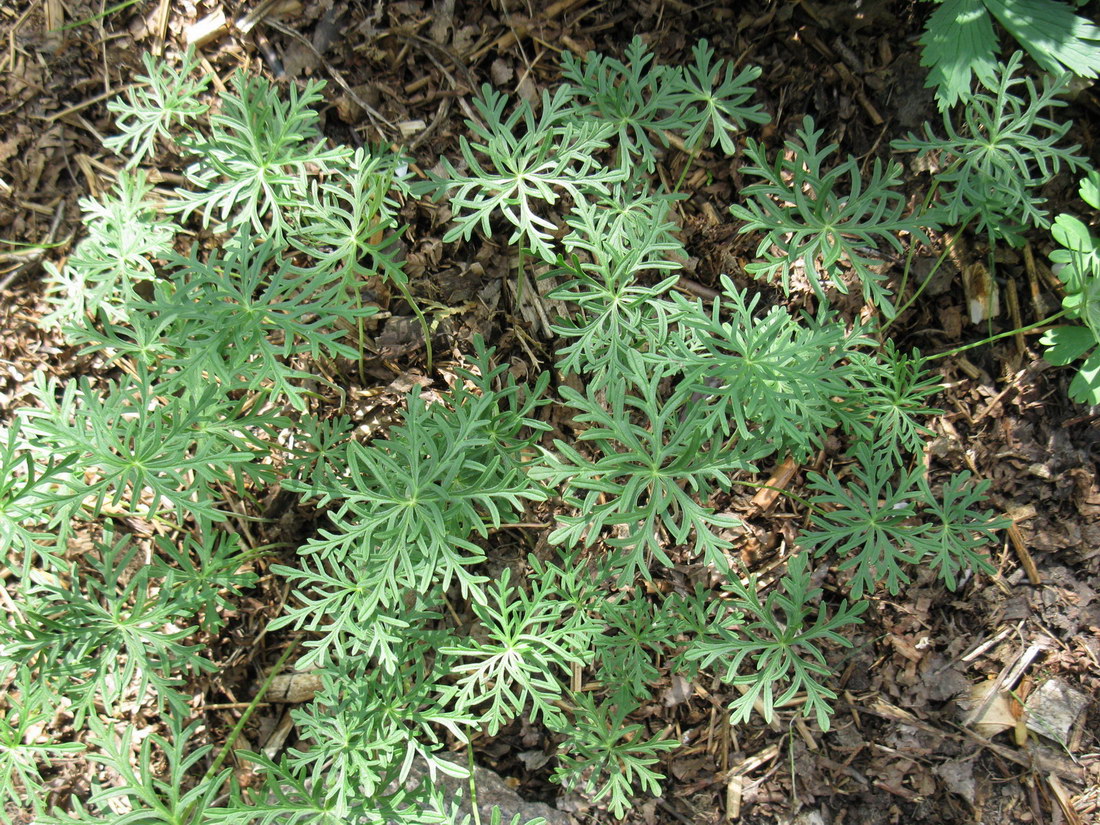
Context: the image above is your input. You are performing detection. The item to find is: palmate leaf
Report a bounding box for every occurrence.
[844,342,943,465]
[552,692,675,819]
[424,83,623,262]
[208,751,350,825]
[0,420,74,575]
[19,371,271,526]
[561,35,689,172]
[162,235,376,409]
[547,251,682,387]
[275,369,549,669]
[42,170,178,328]
[677,39,769,155]
[289,656,473,812]
[532,350,766,580]
[174,73,349,240]
[442,569,588,734]
[893,52,1092,245]
[686,553,866,731]
[591,589,679,705]
[290,145,411,289]
[105,48,210,167]
[11,530,215,726]
[41,713,227,825]
[914,472,1011,590]
[0,665,84,825]
[732,115,934,316]
[801,443,928,599]
[671,278,860,461]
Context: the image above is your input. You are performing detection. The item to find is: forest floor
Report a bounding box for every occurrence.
[2,0,1099,823]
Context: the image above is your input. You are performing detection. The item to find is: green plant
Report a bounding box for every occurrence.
[13,38,1024,825]
[1041,170,1100,403]
[105,48,211,167]
[801,443,1011,598]
[442,568,588,734]
[687,553,866,730]
[42,170,179,328]
[532,350,767,581]
[732,115,935,316]
[421,83,624,264]
[552,692,676,819]
[174,73,350,241]
[893,52,1092,246]
[0,664,85,824]
[39,713,230,825]
[919,0,1100,109]
[8,529,219,725]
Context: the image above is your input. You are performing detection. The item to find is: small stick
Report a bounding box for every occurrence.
[470,0,587,60]
[1006,522,1042,585]
[751,456,799,512]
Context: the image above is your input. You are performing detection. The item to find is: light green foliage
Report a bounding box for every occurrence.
[105,48,211,166]
[152,532,258,632]
[801,443,929,599]
[846,342,943,466]
[0,665,84,824]
[562,36,768,170]
[175,73,350,239]
[422,83,624,262]
[802,444,1012,598]
[288,656,473,812]
[732,115,934,316]
[591,589,677,704]
[687,553,866,731]
[533,350,766,581]
[672,278,863,460]
[920,0,1100,109]
[917,472,1012,590]
[42,170,178,328]
[552,692,677,819]
[561,36,685,172]
[430,36,767,266]
[9,530,216,725]
[273,349,549,670]
[39,713,229,825]
[20,371,277,525]
[678,39,770,155]
[290,145,411,287]
[0,420,72,571]
[893,52,1093,245]
[546,252,682,386]
[443,568,588,734]
[1041,171,1100,403]
[13,37,1029,823]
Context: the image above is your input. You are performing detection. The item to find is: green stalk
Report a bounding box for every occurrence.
[185,638,301,825]
[672,144,701,197]
[392,280,433,372]
[928,311,1066,361]
[467,741,481,825]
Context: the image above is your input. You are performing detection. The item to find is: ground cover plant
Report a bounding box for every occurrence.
[1,27,1096,825]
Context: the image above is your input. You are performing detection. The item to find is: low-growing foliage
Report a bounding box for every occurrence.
[1041,170,1100,403]
[13,30,1083,822]
[919,0,1100,109]
[892,52,1091,246]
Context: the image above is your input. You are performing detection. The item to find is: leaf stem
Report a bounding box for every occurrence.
[928,311,1066,361]
[187,637,301,824]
